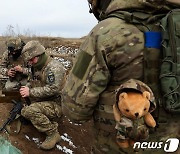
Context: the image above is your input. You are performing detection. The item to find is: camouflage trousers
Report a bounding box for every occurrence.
[93,116,180,154]
[21,101,62,135]
[5,78,27,91]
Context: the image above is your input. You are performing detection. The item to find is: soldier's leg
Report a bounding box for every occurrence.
[21,101,62,135]
[4,79,19,91]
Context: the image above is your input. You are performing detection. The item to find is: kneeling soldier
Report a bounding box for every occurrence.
[20,41,65,150]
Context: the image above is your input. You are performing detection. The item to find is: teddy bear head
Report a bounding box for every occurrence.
[118,91,151,120]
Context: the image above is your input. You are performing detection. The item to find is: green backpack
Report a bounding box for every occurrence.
[160,9,180,114]
[106,7,180,114]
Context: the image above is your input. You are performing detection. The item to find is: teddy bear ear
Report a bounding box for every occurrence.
[119,92,128,101]
[143,91,151,100]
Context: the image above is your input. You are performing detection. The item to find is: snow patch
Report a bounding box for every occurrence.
[56,145,73,154]
[61,133,77,148]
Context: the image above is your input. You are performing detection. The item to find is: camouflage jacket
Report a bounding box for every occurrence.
[62,1,178,153]
[0,50,29,80]
[62,17,144,125]
[29,57,66,103]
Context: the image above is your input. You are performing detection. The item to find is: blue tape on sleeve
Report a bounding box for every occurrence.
[145,31,162,49]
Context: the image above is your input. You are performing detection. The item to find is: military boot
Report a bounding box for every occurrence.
[40,132,61,150]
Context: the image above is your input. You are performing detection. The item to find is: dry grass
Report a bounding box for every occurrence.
[0,36,85,55]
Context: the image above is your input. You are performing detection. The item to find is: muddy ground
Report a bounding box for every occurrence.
[0,36,96,154]
[0,102,95,154]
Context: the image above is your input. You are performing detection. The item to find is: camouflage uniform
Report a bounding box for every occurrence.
[62,0,179,153]
[21,41,65,146]
[0,37,28,91]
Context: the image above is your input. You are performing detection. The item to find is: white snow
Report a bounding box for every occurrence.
[56,145,74,154]
[61,133,77,148]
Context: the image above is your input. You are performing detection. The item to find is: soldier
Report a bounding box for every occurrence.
[0,37,28,91]
[20,41,66,150]
[62,0,179,154]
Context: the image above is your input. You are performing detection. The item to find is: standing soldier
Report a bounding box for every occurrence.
[62,0,179,154]
[20,40,65,150]
[0,37,28,91]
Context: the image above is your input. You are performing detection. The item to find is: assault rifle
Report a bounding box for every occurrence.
[0,90,31,132]
[0,100,23,132]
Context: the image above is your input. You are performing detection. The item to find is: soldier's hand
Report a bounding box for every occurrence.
[7,68,16,77]
[20,86,30,97]
[14,65,23,73]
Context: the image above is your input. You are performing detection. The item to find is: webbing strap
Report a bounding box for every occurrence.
[107,11,166,32]
[143,48,161,87]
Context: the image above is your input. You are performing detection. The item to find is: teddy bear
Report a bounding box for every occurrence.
[113,90,156,148]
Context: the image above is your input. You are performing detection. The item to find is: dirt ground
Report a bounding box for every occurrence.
[0,36,96,154]
[0,102,95,154]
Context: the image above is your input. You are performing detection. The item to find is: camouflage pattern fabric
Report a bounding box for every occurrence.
[5,79,26,91]
[105,0,175,15]
[0,50,29,91]
[22,41,46,62]
[115,79,156,143]
[21,58,66,135]
[5,37,22,50]
[21,102,62,135]
[29,58,66,102]
[62,0,179,153]
[62,16,144,153]
[116,79,156,113]
[115,117,149,141]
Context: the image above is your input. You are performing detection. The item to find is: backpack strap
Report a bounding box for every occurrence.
[106,11,166,31]
[107,11,163,118]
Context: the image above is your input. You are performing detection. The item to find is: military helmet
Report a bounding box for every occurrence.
[22,40,45,62]
[88,0,178,20]
[116,79,156,113]
[87,0,112,20]
[6,37,24,52]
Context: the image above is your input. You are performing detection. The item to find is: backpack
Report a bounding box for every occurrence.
[108,8,180,114]
[160,9,180,114]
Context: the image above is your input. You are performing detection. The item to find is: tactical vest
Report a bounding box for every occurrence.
[30,58,61,103]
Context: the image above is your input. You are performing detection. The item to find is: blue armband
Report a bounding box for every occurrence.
[145,31,162,49]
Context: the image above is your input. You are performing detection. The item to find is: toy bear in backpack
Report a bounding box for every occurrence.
[113,90,156,148]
